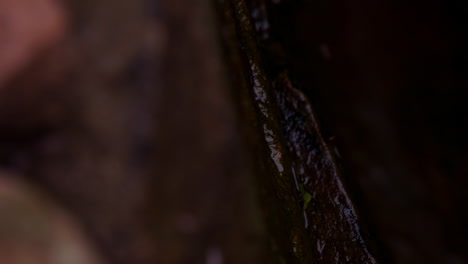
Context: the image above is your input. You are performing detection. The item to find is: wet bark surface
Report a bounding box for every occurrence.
[0,0,467,263]
[217,0,378,262]
[252,0,468,263]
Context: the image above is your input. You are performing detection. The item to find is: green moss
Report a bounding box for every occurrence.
[299,184,312,210]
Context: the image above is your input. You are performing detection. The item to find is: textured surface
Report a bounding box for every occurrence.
[0,0,466,263]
